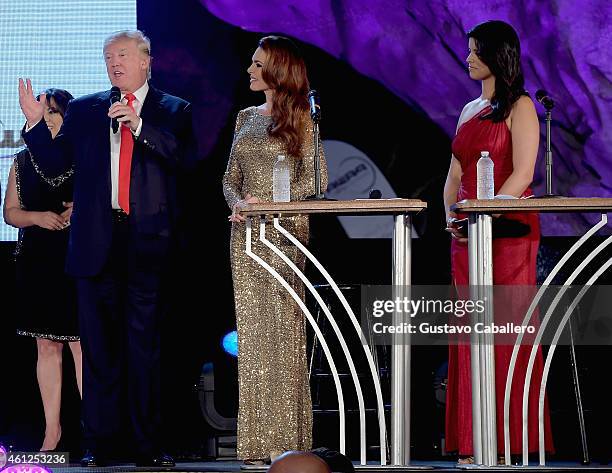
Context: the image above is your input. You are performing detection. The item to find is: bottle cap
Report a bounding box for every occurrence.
[277,154,286,161]
[480,151,490,157]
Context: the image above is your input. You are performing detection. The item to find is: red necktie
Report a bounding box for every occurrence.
[118,93,136,214]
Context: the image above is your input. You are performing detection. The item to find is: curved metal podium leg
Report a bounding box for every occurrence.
[503,214,609,465]
[261,218,368,465]
[538,257,612,465]
[521,231,612,465]
[274,218,389,465]
[244,218,347,454]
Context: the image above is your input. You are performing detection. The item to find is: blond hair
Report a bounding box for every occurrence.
[104,30,152,78]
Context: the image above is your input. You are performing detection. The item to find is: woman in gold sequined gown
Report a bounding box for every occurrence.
[222,36,328,464]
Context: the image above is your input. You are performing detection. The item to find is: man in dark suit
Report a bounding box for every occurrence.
[19,30,197,467]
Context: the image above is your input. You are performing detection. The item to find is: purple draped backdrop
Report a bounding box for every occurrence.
[199,0,612,235]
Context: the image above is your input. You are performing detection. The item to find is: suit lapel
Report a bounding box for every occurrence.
[92,91,112,198]
[140,85,164,123]
[92,91,112,149]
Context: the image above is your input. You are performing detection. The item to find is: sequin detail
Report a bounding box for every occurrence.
[16,330,80,342]
[222,107,328,459]
[13,154,24,257]
[28,148,74,188]
[12,149,73,257]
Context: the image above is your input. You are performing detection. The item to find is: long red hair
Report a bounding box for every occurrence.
[259,35,310,158]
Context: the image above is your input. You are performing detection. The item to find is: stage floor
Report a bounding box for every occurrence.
[41,460,612,472]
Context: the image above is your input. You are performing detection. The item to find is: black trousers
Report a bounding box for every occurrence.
[77,215,170,456]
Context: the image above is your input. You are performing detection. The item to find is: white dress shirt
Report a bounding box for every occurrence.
[110,81,148,209]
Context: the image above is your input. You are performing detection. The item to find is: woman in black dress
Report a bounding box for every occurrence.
[3,88,81,451]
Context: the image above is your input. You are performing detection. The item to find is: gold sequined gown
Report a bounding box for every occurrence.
[223,106,328,459]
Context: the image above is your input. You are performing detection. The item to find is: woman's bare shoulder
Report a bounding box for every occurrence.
[457,98,486,131]
[514,95,536,110]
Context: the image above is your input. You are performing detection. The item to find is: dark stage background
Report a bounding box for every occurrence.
[1,0,612,463]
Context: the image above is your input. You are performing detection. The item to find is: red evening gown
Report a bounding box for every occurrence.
[445,106,554,455]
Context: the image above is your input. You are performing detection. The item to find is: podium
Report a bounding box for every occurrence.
[452,197,612,467]
[239,199,426,467]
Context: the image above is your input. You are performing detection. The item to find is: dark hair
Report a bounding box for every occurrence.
[42,88,73,117]
[468,20,527,122]
[258,35,310,158]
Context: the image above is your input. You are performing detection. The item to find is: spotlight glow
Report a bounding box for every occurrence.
[222,330,238,357]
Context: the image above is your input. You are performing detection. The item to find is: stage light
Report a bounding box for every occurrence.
[222,330,238,357]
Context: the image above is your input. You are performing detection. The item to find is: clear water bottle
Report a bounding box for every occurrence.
[273,155,291,202]
[476,150,494,199]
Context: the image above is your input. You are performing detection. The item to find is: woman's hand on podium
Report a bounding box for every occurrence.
[229,194,260,223]
[445,211,468,242]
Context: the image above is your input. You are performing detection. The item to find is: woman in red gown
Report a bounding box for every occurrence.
[443,20,553,463]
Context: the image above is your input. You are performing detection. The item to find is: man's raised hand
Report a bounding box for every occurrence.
[18,78,45,128]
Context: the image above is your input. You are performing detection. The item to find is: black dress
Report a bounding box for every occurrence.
[14,147,79,341]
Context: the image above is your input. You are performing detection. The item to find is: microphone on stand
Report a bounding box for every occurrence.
[308,90,321,122]
[369,189,382,199]
[535,89,555,110]
[110,86,121,134]
[305,89,331,200]
[534,89,561,197]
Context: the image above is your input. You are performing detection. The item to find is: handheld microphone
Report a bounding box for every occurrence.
[535,89,554,110]
[110,86,121,133]
[308,90,321,122]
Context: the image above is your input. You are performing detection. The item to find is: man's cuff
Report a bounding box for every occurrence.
[25,119,42,133]
[132,118,143,138]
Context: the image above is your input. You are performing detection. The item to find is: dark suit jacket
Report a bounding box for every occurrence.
[23,84,198,277]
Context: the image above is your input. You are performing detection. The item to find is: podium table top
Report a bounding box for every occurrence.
[239,198,427,217]
[452,197,612,213]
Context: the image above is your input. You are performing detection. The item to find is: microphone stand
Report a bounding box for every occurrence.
[312,119,324,199]
[306,113,334,201]
[537,101,562,198]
